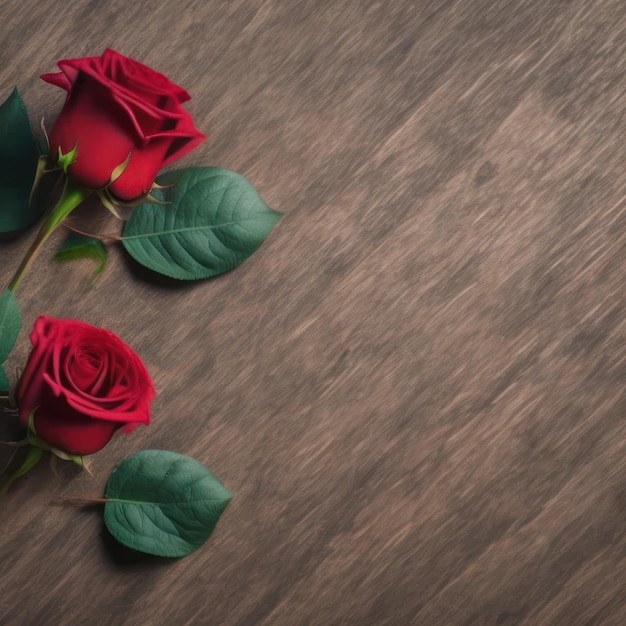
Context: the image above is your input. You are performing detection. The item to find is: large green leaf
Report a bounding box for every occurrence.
[55,233,108,275]
[122,167,282,279]
[0,290,21,364]
[0,89,41,233]
[104,450,232,557]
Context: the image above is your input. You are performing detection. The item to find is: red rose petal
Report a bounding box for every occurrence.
[17,316,155,455]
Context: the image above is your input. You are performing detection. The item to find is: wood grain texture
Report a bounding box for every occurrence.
[1,0,626,624]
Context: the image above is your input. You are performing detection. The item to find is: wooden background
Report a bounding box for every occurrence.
[1,1,625,624]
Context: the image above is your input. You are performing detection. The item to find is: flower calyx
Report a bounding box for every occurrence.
[25,408,85,469]
[57,144,78,173]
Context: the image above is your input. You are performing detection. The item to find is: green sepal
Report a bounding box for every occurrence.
[26,407,36,433]
[55,233,108,275]
[0,88,42,233]
[29,155,54,206]
[96,189,136,220]
[26,408,83,466]
[108,153,131,184]
[39,118,50,151]
[93,153,134,220]
[57,144,78,173]
[27,429,84,466]
[144,193,171,206]
[97,189,123,219]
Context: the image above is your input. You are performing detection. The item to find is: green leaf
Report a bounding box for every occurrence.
[0,364,8,392]
[0,445,43,500]
[0,89,42,233]
[0,290,21,364]
[104,450,232,557]
[55,233,108,275]
[122,167,282,280]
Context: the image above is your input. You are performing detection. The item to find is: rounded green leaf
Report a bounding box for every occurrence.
[104,450,232,558]
[122,167,282,280]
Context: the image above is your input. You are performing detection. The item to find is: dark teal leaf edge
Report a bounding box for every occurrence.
[0,290,21,367]
[0,88,45,233]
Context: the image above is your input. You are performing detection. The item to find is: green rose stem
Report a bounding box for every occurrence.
[1,185,88,499]
[7,183,90,293]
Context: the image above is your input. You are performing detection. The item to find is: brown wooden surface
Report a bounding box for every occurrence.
[1,1,626,624]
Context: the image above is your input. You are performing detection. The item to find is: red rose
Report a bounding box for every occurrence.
[17,316,155,456]
[41,49,205,201]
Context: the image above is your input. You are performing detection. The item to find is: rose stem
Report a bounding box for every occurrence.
[59,497,109,506]
[7,183,90,293]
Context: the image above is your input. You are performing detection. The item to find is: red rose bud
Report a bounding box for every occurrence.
[41,49,206,202]
[17,316,155,456]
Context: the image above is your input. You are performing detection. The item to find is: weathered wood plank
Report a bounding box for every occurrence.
[1,0,625,624]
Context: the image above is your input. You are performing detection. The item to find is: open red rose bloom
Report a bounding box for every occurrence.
[17,316,155,455]
[42,48,205,201]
